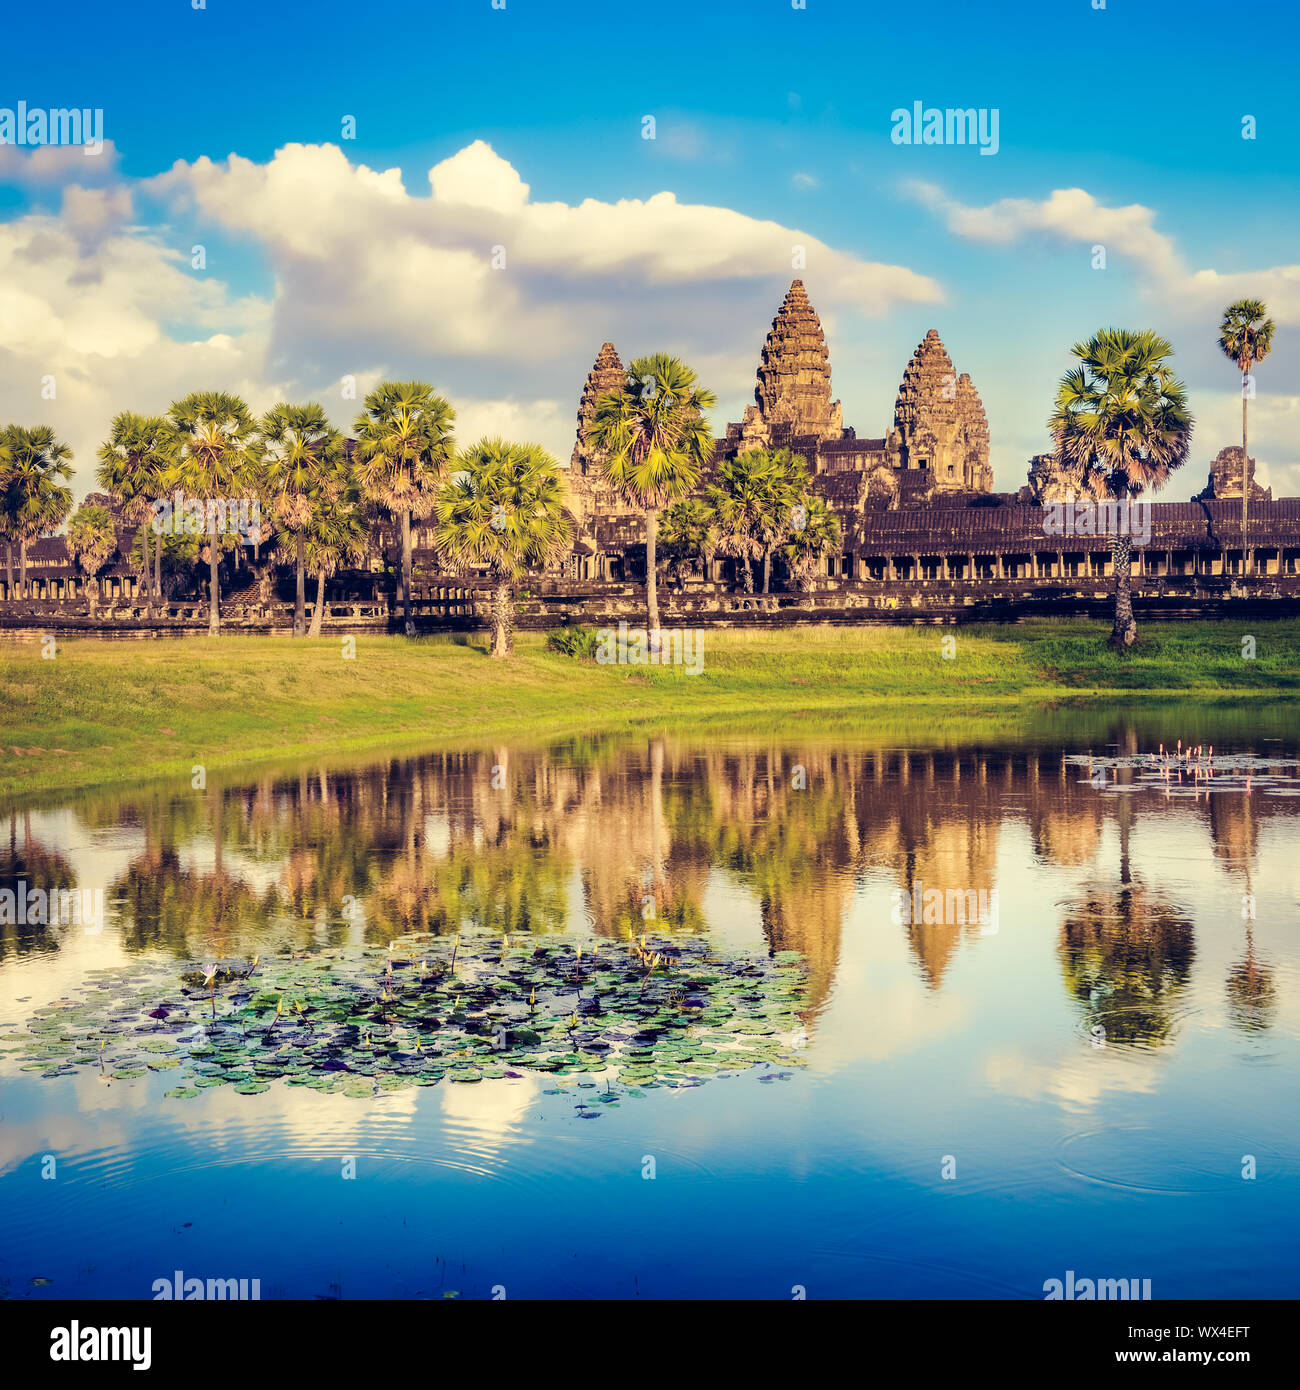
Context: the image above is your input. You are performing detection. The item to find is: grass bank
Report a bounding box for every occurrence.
[1,619,1297,801]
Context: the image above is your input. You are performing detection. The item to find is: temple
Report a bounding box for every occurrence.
[5,278,1300,631]
[567,279,1005,581]
[564,278,1298,597]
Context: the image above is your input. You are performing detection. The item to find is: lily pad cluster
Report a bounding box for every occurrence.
[5,935,809,1104]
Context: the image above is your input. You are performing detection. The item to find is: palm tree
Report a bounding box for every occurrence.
[0,473,19,600]
[0,425,73,597]
[67,503,117,614]
[658,497,716,588]
[168,391,260,635]
[130,527,199,601]
[780,494,840,589]
[304,478,369,637]
[96,411,173,604]
[1048,329,1193,648]
[707,449,780,593]
[352,382,456,637]
[709,447,809,593]
[588,353,715,634]
[762,450,813,593]
[434,438,572,658]
[262,402,347,636]
[1217,300,1275,566]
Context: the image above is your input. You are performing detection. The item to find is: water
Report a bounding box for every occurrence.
[2,707,1298,1301]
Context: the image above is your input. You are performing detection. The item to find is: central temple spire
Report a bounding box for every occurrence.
[744,279,843,444]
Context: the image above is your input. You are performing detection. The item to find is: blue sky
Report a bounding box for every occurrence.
[3,0,1298,498]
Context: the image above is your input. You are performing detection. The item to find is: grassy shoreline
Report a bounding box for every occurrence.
[1,619,1298,802]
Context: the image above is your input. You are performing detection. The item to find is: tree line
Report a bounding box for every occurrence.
[0,298,1276,654]
[0,355,840,657]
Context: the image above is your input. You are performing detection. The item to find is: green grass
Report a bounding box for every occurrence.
[1,619,1297,801]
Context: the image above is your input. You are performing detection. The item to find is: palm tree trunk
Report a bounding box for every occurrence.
[401,508,413,636]
[762,548,772,594]
[208,520,220,635]
[742,553,754,594]
[491,577,514,658]
[137,522,150,601]
[1109,534,1137,648]
[309,570,326,637]
[294,532,306,637]
[4,542,12,601]
[1241,381,1249,578]
[645,508,661,638]
[154,529,163,603]
[19,538,27,598]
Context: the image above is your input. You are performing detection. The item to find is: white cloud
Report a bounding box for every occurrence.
[428,139,530,212]
[907,180,1300,322]
[0,204,274,488]
[0,139,121,185]
[148,140,940,362]
[908,182,1178,273]
[3,138,941,491]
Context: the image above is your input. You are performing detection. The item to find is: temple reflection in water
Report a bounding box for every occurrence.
[5,716,1294,1052]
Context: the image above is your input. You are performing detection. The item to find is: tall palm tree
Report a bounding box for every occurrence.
[780,494,840,589]
[168,391,260,635]
[658,497,716,588]
[304,476,369,637]
[588,353,715,634]
[0,425,73,597]
[708,447,809,593]
[353,382,456,637]
[96,411,173,604]
[262,402,347,636]
[1048,329,1193,648]
[762,450,812,593]
[1217,300,1275,566]
[707,449,780,594]
[434,438,572,659]
[67,503,117,614]
[0,472,19,600]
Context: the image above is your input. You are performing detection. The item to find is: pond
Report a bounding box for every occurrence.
[2,703,1298,1300]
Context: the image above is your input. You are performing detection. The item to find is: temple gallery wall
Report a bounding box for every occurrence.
[5,281,1297,632]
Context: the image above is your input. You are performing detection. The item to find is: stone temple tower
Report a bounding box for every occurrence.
[568,341,630,524]
[891,329,991,493]
[737,279,843,449]
[954,373,992,493]
[1195,446,1271,503]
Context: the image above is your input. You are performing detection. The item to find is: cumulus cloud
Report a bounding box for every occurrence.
[0,206,273,486]
[907,182,1178,273]
[4,138,939,491]
[0,139,121,185]
[906,180,1300,322]
[147,140,938,369]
